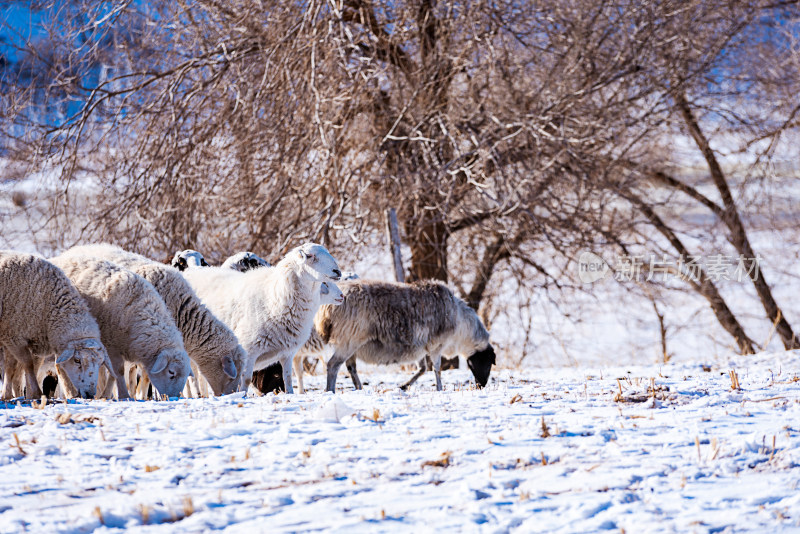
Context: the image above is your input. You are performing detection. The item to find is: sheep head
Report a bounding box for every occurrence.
[319,281,344,306]
[466,344,496,388]
[210,346,244,395]
[293,243,341,282]
[148,348,191,398]
[171,250,208,271]
[223,251,271,272]
[55,338,111,399]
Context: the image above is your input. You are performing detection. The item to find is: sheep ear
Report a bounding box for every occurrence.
[222,355,237,379]
[56,349,75,365]
[151,352,168,374]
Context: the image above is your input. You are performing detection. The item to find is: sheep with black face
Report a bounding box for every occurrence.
[170,250,208,271]
[316,279,496,392]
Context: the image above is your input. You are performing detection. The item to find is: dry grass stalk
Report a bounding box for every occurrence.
[182,496,194,517]
[770,435,776,462]
[33,395,48,410]
[540,416,551,438]
[709,438,720,461]
[12,433,26,456]
[729,370,741,390]
[421,451,452,468]
[93,506,105,525]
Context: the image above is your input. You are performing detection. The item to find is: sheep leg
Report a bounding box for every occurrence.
[281,354,294,394]
[431,355,443,391]
[326,351,352,393]
[98,367,112,398]
[292,354,305,394]
[242,357,255,391]
[13,348,42,400]
[137,372,151,400]
[400,357,428,391]
[199,376,210,397]
[112,359,131,400]
[125,364,138,399]
[345,357,362,390]
[1,347,19,400]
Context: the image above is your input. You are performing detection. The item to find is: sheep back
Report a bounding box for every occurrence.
[49,256,185,365]
[0,251,102,355]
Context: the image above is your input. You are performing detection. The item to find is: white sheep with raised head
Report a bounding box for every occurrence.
[182,243,341,394]
[61,244,246,396]
[0,251,112,400]
[49,255,191,399]
[316,279,496,392]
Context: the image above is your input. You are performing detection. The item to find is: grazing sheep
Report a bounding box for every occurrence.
[182,243,341,394]
[0,251,112,400]
[221,251,272,272]
[49,255,191,399]
[170,250,208,271]
[317,279,496,392]
[62,244,245,395]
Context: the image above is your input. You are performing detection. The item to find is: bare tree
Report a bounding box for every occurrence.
[2,0,798,360]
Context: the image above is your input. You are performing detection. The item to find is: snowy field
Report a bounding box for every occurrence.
[2,351,800,533]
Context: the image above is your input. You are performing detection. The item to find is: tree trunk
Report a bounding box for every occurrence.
[466,235,509,311]
[676,94,799,350]
[385,208,405,283]
[408,218,449,282]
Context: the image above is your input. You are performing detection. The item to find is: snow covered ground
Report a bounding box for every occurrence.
[2,351,800,533]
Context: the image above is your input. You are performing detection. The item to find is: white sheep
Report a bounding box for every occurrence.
[316,279,496,392]
[171,248,271,395]
[61,244,246,396]
[0,251,113,400]
[182,243,341,394]
[49,255,191,399]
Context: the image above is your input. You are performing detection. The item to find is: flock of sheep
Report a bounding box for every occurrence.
[0,243,496,401]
